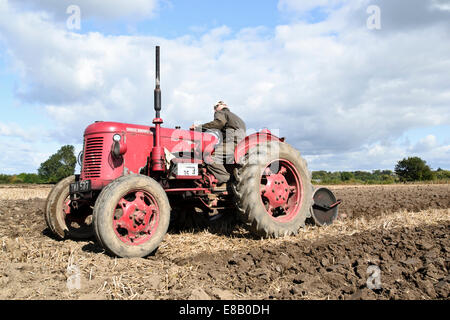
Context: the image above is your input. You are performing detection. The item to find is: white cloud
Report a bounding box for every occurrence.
[430,0,450,12]
[411,135,438,152]
[0,122,29,140]
[11,0,160,20]
[277,0,345,14]
[0,0,450,173]
[305,142,407,171]
[0,122,48,142]
[306,137,450,171]
[403,134,450,170]
[0,137,54,174]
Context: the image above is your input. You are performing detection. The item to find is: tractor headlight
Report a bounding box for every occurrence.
[77,151,83,166]
[111,134,127,158]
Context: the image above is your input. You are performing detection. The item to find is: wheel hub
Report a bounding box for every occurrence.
[262,170,290,209]
[260,160,303,222]
[113,191,159,245]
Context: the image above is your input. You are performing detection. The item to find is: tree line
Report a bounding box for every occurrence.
[313,157,450,184]
[0,146,449,185]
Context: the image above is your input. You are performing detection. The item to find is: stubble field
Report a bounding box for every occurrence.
[0,183,449,300]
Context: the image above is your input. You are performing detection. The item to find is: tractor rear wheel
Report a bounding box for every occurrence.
[44,175,93,240]
[232,142,313,237]
[92,174,170,258]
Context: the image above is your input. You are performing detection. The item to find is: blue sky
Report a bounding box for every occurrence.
[77,0,331,37]
[126,0,282,37]
[0,0,449,174]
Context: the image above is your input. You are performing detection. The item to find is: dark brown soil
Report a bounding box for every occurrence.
[0,184,449,300]
[173,222,449,300]
[330,184,450,219]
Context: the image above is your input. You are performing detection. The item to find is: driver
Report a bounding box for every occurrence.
[190,101,246,186]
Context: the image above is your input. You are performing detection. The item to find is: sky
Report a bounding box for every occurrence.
[0,0,449,174]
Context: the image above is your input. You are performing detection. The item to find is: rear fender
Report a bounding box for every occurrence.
[234,130,283,164]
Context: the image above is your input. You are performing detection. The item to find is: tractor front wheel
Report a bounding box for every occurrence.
[93,174,170,258]
[44,175,93,240]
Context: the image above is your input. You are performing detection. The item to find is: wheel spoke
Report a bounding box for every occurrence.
[144,205,157,227]
[116,198,135,224]
[264,167,273,176]
[63,200,71,215]
[260,185,267,196]
[134,191,148,212]
[118,198,132,213]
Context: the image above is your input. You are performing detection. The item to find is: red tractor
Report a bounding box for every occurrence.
[45,46,341,258]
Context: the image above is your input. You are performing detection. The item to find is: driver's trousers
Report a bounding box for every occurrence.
[207,130,245,184]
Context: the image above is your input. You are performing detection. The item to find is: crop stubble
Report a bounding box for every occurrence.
[0,183,448,300]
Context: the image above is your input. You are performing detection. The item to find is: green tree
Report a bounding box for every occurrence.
[0,174,12,184]
[353,171,372,181]
[340,171,354,181]
[312,171,328,181]
[17,173,44,184]
[380,170,393,176]
[394,157,434,182]
[38,145,76,183]
[435,169,450,180]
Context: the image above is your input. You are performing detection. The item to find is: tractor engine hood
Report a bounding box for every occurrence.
[84,121,218,155]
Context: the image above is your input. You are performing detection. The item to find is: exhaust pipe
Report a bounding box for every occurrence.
[154,46,161,118]
[151,46,165,172]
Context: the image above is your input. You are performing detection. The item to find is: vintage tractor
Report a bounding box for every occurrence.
[44,46,341,258]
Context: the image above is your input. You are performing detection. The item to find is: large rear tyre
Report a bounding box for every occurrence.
[93,174,171,258]
[44,175,93,240]
[232,142,313,237]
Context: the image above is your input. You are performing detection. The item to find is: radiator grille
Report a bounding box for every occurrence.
[82,137,104,178]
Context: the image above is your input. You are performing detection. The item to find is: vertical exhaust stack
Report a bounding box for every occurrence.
[151,46,165,172]
[154,46,161,119]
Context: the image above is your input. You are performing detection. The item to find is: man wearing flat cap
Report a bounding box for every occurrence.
[191,101,246,186]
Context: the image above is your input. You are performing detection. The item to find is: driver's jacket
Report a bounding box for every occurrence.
[201,107,246,144]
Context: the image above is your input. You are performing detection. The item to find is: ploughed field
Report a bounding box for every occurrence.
[0,183,449,300]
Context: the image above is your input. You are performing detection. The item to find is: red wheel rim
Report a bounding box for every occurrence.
[112,190,159,246]
[63,198,92,231]
[259,159,303,222]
